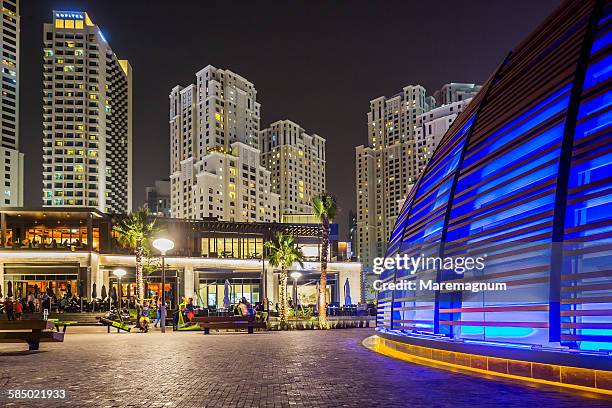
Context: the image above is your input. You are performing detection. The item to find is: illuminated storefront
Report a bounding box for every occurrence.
[0,208,363,308]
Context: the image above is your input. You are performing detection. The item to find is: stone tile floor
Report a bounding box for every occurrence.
[0,327,610,407]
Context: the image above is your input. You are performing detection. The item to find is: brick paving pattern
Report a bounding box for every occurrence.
[0,327,610,407]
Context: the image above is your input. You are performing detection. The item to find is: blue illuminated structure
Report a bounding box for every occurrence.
[377,0,612,353]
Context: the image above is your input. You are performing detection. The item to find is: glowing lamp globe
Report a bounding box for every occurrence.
[153,238,174,254]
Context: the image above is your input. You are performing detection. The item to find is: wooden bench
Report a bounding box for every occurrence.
[98,316,132,333]
[192,315,267,334]
[0,320,64,350]
[47,318,78,333]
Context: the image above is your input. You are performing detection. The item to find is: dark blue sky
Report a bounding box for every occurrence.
[20,0,561,235]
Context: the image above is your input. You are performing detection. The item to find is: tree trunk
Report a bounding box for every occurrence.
[279,266,289,325]
[318,218,329,326]
[135,238,144,301]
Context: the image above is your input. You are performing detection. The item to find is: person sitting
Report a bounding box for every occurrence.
[254,302,268,322]
[139,301,150,332]
[184,297,195,322]
[237,297,251,317]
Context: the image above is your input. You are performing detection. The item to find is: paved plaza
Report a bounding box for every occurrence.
[0,327,610,407]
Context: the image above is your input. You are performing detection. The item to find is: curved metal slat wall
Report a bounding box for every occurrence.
[376,0,611,351]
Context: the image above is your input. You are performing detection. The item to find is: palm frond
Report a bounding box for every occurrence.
[265,233,305,269]
[311,192,338,222]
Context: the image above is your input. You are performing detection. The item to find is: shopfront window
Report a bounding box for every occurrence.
[3,224,99,250]
[198,278,261,307]
[4,273,79,300]
[281,273,337,307]
[201,236,263,259]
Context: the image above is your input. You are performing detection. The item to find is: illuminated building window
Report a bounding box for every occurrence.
[55,19,64,28]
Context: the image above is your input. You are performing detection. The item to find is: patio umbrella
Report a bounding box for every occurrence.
[7,281,13,298]
[110,285,117,303]
[223,279,231,308]
[92,283,97,299]
[344,278,352,306]
[47,281,53,297]
[66,282,73,298]
[100,284,107,300]
[78,280,84,298]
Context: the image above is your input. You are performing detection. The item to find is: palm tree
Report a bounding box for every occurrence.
[265,233,305,325]
[312,193,338,327]
[113,208,157,301]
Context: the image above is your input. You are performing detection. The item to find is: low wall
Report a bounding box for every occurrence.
[364,331,612,396]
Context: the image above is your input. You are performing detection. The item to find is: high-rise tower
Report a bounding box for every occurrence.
[0,0,23,207]
[170,66,279,222]
[42,11,132,213]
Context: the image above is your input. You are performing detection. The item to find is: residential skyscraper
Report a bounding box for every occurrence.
[433,82,481,106]
[355,85,434,266]
[348,209,357,260]
[355,84,479,266]
[415,98,473,163]
[170,65,279,222]
[0,0,23,207]
[42,11,132,213]
[260,120,326,215]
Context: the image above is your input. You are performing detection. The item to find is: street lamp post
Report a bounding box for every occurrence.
[113,269,126,312]
[290,271,302,318]
[153,238,174,333]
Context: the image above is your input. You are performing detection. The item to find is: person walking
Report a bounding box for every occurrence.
[154,298,162,328]
[14,298,23,320]
[27,292,35,312]
[4,297,15,321]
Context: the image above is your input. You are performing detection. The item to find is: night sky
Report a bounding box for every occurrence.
[20,0,561,236]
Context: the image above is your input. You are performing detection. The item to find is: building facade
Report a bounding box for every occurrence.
[145,179,171,217]
[432,82,481,106]
[191,142,279,221]
[348,210,357,261]
[42,11,132,213]
[260,120,326,215]
[169,66,278,222]
[0,208,362,310]
[355,84,481,267]
[0,0,23,207]
[355,86,434,267]
[415,98,473,164]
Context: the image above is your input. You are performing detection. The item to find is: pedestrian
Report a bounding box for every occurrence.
[4,297,15,321]
[27,292,35,312]
[14,298,23,320]
[154,298,162,328]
